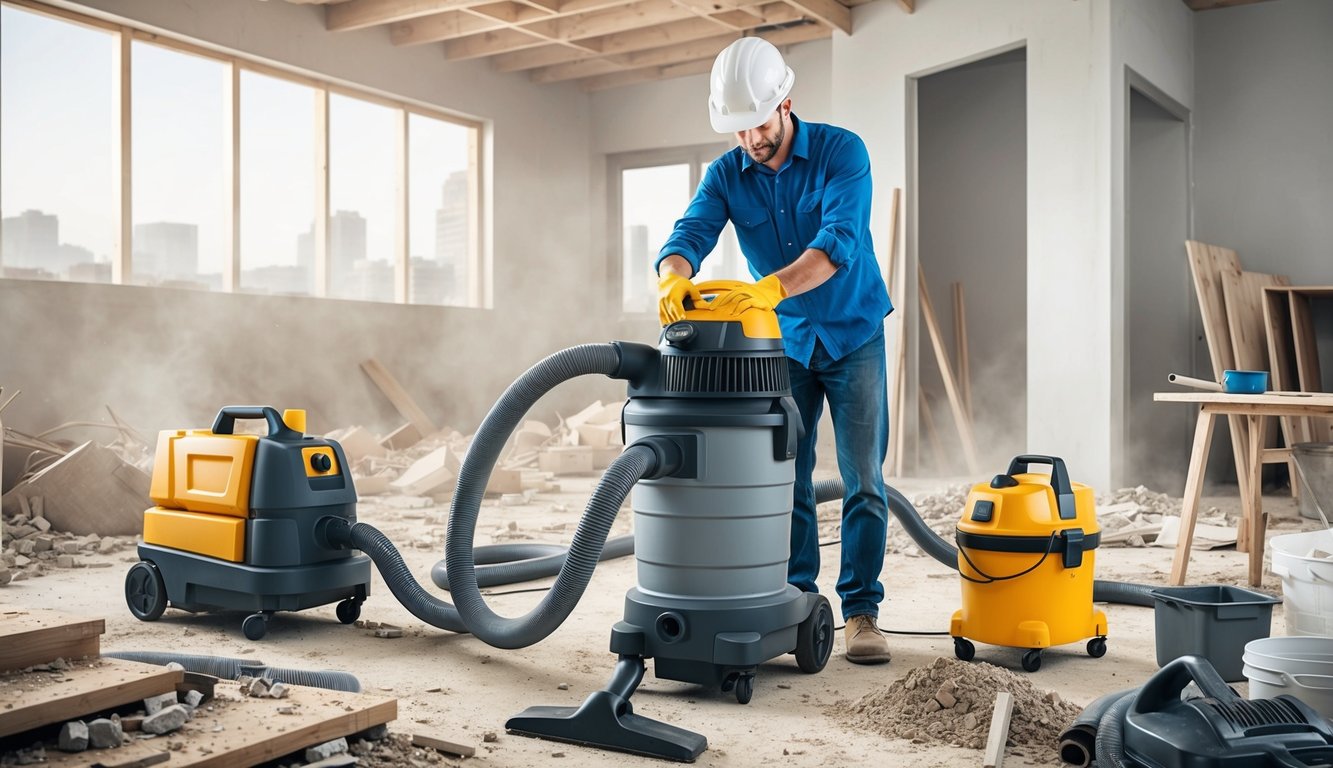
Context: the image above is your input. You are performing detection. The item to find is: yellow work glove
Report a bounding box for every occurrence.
[657,271,703,325]
[710,274,787,315]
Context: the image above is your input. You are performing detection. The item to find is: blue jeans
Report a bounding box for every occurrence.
[786,327,889,620]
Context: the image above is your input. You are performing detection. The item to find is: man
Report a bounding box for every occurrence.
[655,38,895,664]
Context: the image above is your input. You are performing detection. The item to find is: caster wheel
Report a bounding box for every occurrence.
[734,675,753,705]
[336,599,361,625]
[242,613,269,641]
[1021,649,1042,673]
[125,562,167,621]
[1087,637,1107,658]
[953,637,975,662]
[720,673,737,694]
[795,595,835,673]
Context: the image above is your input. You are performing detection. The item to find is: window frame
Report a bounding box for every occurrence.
[607,142,728,317]
[1,0,487,307]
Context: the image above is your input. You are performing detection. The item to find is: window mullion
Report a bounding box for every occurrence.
[313,88,330,298]
[113,26,131,284]
[223,61,240,292]
[395,108,408,304]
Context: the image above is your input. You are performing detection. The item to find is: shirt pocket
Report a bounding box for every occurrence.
[731,206,771,230]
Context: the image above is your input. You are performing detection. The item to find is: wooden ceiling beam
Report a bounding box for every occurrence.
[574,20,829,90]
[389,9,505,44]
[492,12,725,68]
[538,18,827,82]
[327,0,481,31]
[492,43,599,72]
[897,0,912,13]
[779,0,849,34]
[522,0,696,41]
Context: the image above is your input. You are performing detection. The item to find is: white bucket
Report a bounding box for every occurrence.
[1269,529,1333,636]
[1243,636,1333,718]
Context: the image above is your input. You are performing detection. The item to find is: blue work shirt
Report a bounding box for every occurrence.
[656,115,893,367]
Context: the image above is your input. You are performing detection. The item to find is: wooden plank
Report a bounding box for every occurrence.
[0,657,181,738]
[412,732,476,757]
[1246,413,1268,587]
[390,10,508,44]
[952,281,971,420]
[1221,270,1289,375]
[885,187,906,478]
[983,691,1013,768]
[1263,287,1309,469]
[1184,240,1251,530]
[0,609,104,672]
[918,265,980,474]
[40,681,396,768]
[897,0,914,12]
[359,359,439,437]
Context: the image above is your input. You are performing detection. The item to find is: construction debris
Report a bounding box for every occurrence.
[1,442,150,536]
[833,657,1082,753]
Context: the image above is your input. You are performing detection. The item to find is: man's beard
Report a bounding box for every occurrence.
[747,118,785,164]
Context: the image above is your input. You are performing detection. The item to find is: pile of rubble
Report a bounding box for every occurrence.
[833,656,1082,755]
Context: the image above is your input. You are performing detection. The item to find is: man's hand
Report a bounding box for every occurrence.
[658,271,703,325]
[710,274,787,315]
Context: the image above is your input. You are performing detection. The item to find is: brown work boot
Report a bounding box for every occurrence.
[844,614,892,665]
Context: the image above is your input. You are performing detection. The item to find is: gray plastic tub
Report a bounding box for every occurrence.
[1150,585,1282,682]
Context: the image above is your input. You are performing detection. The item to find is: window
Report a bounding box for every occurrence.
[0,1,486,306]
[0,4,115,283]
[409,112,477,307]
[239,70,317,296]
[132,40,227,289]
[610,145,748,314]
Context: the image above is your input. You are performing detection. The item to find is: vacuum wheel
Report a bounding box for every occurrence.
[953,637,976,662]
[734,674,754,705]
[243,613,269,641]
[336,598,362,625]
[125,562,168,621]
[1021,649,1042,672]
[1087,637,1108,658]
[795,595,834,673]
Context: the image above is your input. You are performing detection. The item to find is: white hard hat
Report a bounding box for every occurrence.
[708,38,795,134]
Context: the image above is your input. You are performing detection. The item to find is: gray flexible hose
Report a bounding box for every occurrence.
[1058,687,1136,767]
[102,651,362,692]
[811,479,1159,606]
[430,535,636,591]
[1093,692,1137,768]
[448,444,656,649]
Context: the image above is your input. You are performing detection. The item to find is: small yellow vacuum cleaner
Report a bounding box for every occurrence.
[125,406,371,641]
[950,454,1108,672]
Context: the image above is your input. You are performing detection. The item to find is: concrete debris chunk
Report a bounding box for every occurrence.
[58,720,89,752]
[88,717,123,748]
[183,689,205,708]
[305,737,350,763]
[142,704,190,735]
[0,442,151,536]
[268,682,291,699]
[143,691,178,715]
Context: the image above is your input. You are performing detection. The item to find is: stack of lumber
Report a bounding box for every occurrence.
[0,608,396,767]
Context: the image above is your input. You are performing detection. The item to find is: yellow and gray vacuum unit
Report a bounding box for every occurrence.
[126,406,370,640]
[950,454,1108,672]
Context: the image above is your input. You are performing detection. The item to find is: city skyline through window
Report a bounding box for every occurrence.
[0,2,484,306]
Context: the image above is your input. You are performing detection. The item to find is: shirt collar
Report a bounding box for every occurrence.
[741,113,807,173]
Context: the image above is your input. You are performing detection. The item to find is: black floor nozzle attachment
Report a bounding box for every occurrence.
[506,654,707,763]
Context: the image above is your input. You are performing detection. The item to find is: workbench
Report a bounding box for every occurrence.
[1154,391,1333,587]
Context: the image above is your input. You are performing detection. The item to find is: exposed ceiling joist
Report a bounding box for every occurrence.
[1181,0,1277,9]
[298,0,878,90]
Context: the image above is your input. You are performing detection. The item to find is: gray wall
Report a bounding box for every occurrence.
[915,49,1027,474]
[1126,89,1192,491]
[1194,0,1333,486]
[1194,0,1333,287]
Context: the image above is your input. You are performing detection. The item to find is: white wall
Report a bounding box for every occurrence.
[834,0,1120,486]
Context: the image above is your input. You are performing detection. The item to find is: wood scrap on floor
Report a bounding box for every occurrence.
[983,691,1014,768]
[0,442,150,537]
[0,608,398,768]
